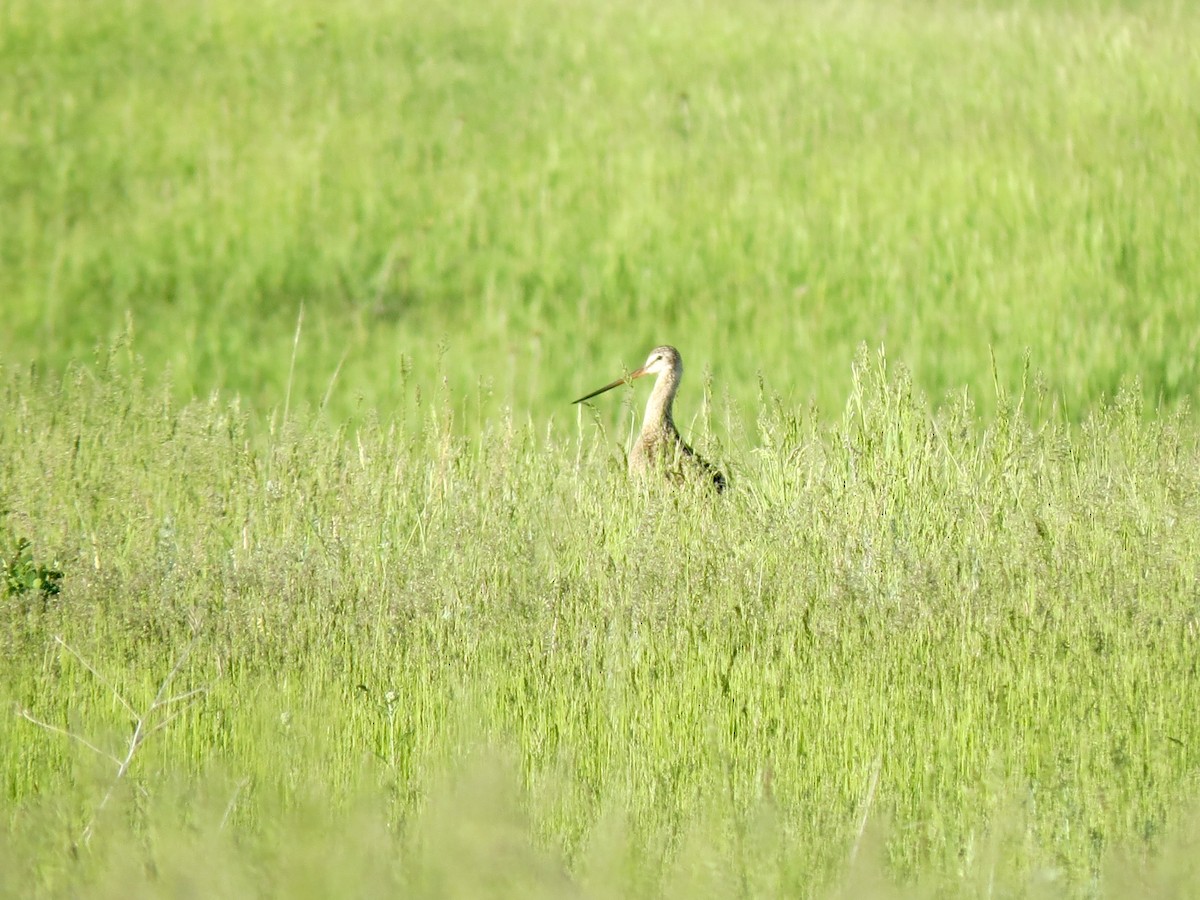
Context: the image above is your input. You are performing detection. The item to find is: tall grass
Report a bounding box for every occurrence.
[2,351,1198,897]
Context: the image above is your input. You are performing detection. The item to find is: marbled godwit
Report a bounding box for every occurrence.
[573,345,726,492]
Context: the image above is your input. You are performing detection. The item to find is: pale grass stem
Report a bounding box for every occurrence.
[320,348,348,413]
[284,302,304,427]
[849,756,883,868]
[15,634,212,847]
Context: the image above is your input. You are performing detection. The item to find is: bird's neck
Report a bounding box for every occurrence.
[642,373,679,436]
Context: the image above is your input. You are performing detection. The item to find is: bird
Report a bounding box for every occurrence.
[573,345,726,492]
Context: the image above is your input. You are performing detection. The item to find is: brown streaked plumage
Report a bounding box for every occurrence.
[573,345,726,492]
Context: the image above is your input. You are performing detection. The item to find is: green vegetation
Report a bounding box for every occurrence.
[3,537,63,603]
[4,352,1199,897]
[3,0,1200,896]
[3,0,1199,423]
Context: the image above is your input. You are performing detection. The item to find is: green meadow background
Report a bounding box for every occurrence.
[3,0,1200,896]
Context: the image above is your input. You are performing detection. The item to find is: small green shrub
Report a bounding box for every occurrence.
[2,536,63,602]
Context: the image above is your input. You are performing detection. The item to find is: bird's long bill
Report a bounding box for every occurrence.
[572,365,649,404]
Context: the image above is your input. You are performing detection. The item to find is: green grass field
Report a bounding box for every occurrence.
[3,0,1200,896]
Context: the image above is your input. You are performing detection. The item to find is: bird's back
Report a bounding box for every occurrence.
[631,427,726,492]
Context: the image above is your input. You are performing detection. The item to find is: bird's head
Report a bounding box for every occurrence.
[639,345,683,380]
[572,345,684,405]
